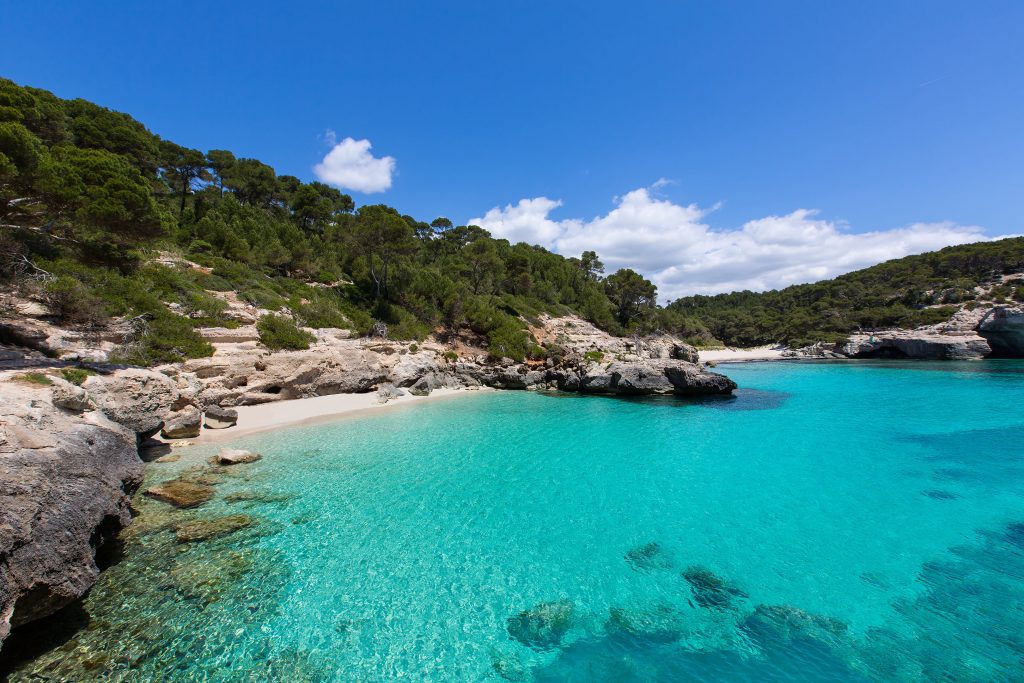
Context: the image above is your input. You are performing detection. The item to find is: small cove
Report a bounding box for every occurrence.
[4,360,1024,681]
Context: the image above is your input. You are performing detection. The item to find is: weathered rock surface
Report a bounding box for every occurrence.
[160,405,201,439]
[507,599,575,649]
[144,478,215,508]
[84,368,182,436]
[175,515,255,543]
[204,404,238,429]
[0,379,143,643]
[978,306,1024,357]
[578,359,735,396]
[49,376,95,412]
[837,332,991,360]
[215,448,262,465]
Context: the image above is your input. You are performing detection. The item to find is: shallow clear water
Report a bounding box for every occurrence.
[5,361,1024,681]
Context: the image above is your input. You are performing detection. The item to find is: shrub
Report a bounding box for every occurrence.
[408,343,419,353]
[257,314,315,350]
[60,367,95,385]
[15,371,52,385]
[42,276,107,327]
[442,350,458,361]
[114,312,214,365]
[583,350,604,363]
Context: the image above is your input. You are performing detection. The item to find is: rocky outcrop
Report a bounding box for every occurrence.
[215,448,261,465]
[0,379,143,643]
[84,368,182,436]
[160,405,201,439]
[204,404,238,429]
[978,306,1024,357]
[837,332,991,360]
[144,478,215,508]
[577,359,735,396]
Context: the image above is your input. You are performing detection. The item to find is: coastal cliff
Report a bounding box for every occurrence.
[0,378,142,643]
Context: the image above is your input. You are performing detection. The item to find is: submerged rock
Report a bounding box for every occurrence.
[682,565,747,609]
[741,603,848,647]
[215,448,262,465]
[224,490,293,505]
[144,479,215,508]
[624,541,674,571]
[490,647,529,681]
[203,404,238,429]
[507,599,574,649]
[175,515,255,543]
[605,604,688,643]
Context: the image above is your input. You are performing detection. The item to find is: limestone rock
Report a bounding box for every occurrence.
[49,377,95,412]
[978,306,1024,357]
[837,332,991,360]
[204,404,238,429]
[664,364,738,396]
[507,599,574,649]
[144,479,215,508]
[0,380,142,643]
[581,361,674,395]
[215,448,262,465]
[84,368,181,436]
[161,405,201,439]
[175,515,255,543]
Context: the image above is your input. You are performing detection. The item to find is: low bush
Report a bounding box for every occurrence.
[257,314,315,350]
[60,367,95,385]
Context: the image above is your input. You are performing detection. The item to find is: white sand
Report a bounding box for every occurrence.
[168,387,490,445]
[698,346,790,363]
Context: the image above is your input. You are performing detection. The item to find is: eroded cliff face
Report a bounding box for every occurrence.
[978,306,1024,357]
[0,379,143,643]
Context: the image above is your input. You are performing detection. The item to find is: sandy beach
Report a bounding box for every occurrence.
[698,345,790,363]
[162,386,491,445]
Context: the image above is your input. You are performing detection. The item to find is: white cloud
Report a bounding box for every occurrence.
[469,185,990,300]
[314,136,395,193]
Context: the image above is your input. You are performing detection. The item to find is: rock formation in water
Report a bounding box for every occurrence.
[977,306,1024,357]
[0,313,732,646]
[0,379,143,643]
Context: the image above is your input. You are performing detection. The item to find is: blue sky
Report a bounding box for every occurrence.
[2,2,1021,296]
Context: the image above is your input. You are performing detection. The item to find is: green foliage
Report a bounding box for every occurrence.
[15,371,53,386]
[669,238,1024,346]
[583,350,605,363]
[60,367,95,385]
[257,314,315,350]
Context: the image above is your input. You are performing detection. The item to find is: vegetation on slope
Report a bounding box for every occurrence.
[0,77,715,364]
[668,238,1024,347]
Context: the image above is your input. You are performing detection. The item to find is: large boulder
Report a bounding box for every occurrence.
[84,368,180,436]
[837,333,990,360]
[978,306,1024,357]
[48,376,95,412]
[580,361,674,395]
[664,364,737,396]
[0,380,143,644]
[215,448,262,465]
[204,404,238,429]
[161,405,201,439]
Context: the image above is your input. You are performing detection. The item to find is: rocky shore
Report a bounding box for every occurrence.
[0,312,735,645]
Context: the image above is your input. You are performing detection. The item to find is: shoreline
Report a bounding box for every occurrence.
[698,346,791,363]
[159,386,493,445]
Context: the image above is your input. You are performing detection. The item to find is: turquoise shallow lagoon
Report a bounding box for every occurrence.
[5,361,1024,681]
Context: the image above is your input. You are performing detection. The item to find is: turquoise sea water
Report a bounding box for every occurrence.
[5,361,1024,681]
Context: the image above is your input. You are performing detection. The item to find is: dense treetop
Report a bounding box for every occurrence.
[2,77,1020,362]
[0,77,708,363]
[669,237,1024,347]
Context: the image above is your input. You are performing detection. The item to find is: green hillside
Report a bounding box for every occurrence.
[668,237,1024,347]
[0,78,716,364]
